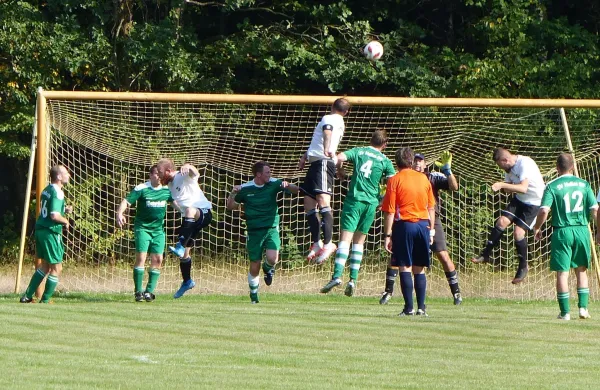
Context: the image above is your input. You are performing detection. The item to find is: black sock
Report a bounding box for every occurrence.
[482,226,505,259]
[178,218,196,247]
[414,273,427,310]
[445,270,461,296]
[399,272,414,312]
[515,238,528,269]
[320,207,333,245]
[306,209,320,244]
[385,268,398,294]
[180,257,192,282]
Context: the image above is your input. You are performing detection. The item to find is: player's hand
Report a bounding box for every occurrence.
[337,166,348,181]
[180,164,191,176]
[231,185,242,194]
[280,181,289,189]
[534,228,542,241]
[116,213,126,228]
[434,151,453,175]
[491,182,504,192]
[65,205,73,214]
[384,236,393,254]
[64,220,70,232]
[324,150,333,158]
[297,154,306,170]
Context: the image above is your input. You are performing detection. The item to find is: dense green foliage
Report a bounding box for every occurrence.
[2,0,600,254]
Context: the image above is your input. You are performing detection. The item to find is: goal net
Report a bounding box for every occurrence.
[33,93,600,299]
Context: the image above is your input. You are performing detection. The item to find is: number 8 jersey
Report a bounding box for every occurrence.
[540,174,597,227]
[36,183,65,233]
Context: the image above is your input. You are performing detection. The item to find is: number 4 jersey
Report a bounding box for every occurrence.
[342,146,396,205]
[540,174,597,227]
[36,183,65,233]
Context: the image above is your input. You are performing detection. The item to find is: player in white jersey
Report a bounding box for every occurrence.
[156,158,213,298]
[298,98,350,265]
[472,148,546,284]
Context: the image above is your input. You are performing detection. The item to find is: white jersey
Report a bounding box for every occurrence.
[168,172,212,212]
[505,155,545,206]
[306,113,345,162]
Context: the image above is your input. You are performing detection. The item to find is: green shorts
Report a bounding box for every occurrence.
[247,227,280,262]
[550,226,591,272]
[135,228,166,255]
[35,228,64,265]
[340,200,377,234]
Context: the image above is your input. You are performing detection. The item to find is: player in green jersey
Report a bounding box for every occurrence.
[320,130,396,296]
[20,165,72,303]
[533,153,598,320]
[117,165,173,302]
[226,161,299,303]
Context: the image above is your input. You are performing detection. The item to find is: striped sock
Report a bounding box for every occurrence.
[332,242,350,279]
[133,266,144,292]
[41,274,59,303]
[146,268,161,293]
[557,291,570,316]
[577,287,590,309]
[25,268,46,299]
[262,261,274,274]
[348,244,364,281]
[248,273,259,302]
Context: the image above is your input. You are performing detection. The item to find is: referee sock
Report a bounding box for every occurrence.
[557,291,570,316]
[481,226,505,259]
[384,268,398,294]
[178,217,196,247]
[515,238,528,269]
[41,274,59,303]
[399,272,414,312]
[24,268,46,299]
[348,244,364,281]
[146,268,161,293]
[133,266,144,292]
[578,287,590,309]
[414,273,427,310]
[320,207,333,245]
[306,209,320,244]
[180,257,192,282]
[332,241,350,279]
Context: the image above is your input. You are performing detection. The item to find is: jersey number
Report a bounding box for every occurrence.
[563,191,584,213]
[41,200,48,218]
[359,160,373,178]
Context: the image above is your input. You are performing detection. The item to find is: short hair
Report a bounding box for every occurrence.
[395,147,414,169]
[370,129,388,148]
[156,158,175,171]
[492,147,511,162]
[49,165,64,181]
[252,161,271,176]
[149,164,158,174]
[556,153,574,173]
[332,98,351,115]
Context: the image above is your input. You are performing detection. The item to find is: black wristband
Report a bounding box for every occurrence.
[385,234,392,238]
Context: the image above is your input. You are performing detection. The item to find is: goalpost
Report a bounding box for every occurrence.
[17,90,600,299]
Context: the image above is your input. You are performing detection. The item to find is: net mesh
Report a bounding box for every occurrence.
[41,98,600,299]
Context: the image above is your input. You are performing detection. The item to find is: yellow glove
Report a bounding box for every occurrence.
[434,151,453,176]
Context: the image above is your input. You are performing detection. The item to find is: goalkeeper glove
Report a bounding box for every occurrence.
[434,150,453,176]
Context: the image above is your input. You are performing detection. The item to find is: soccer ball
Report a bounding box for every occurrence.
[363,41,384,61]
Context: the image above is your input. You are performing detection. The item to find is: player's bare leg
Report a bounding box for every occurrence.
[263,249,279,287]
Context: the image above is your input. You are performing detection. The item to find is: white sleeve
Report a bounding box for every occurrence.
[517,158,537,182]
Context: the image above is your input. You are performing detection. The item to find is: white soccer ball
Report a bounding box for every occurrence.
[363,41,384,61]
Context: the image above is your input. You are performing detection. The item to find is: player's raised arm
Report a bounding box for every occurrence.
[180,163,199,179]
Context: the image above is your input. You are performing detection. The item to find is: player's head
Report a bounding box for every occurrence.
[413,153,426,172]
[331,98,351,117]
[395,147,414,170]
[50,164,70,185]
[492,147,515,172]
[149,164,160,187]
[370,129,388,150]
[252,161,272,185]
[556,153,574,175]
[156,158,175,184]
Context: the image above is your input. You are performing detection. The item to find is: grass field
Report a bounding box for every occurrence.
[2,294,600,389]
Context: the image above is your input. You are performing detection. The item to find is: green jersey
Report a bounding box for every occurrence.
[342,146,395,205]
[36,184,66,233]
[235,178,286,230]
[540,174,597,228]
[125,182,172,231]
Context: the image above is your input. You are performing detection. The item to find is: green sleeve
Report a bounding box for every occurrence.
[48,192,64,214]
[540,186,553,208]
[234,188,245,204]
[125,188,141,205]
[342,148,357,163]
[384,158,396,178]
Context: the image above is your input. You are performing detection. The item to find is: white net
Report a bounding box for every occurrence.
[41,97,600,299]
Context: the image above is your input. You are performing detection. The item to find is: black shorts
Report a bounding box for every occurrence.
[501,197,539,231]
[300,159,335,199]
[430,217,447,253]
[184,209,212,248]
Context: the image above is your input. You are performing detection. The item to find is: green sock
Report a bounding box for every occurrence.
[146,268,160,293]
[332,242,350,279]
[262,261,273,274]
[41,275,59,303]
[133,266,144,292]
[578,287,590,309]
[348,244,364,281]
[557,291,570,316]
[248,273,259,301]
[24,269,46,299]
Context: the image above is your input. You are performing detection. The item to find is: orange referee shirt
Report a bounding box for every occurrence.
[382,169,435,222]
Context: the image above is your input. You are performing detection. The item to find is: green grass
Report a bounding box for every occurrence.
[1,294,599,389]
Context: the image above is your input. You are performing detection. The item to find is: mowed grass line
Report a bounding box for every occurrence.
[1,294,599,389]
